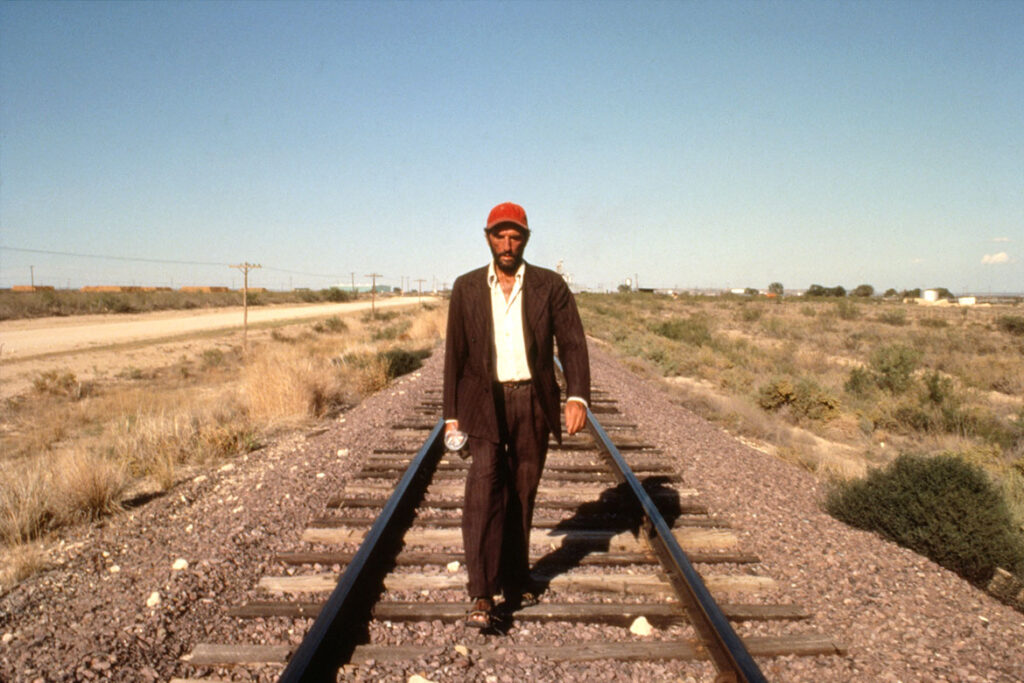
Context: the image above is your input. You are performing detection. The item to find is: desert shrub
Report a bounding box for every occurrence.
[996,315,1024,336]
[373,320,412,340]
[739,306,762,322]
[844,366,875,397]
[322,316,347,333]
[97,293,135,314]
[364,309,399,323]
[378,347,430,379]
[921,371,955,407]
[651,315,713,347]
[270,330,297,343]
[758,378,796,411]
[918,317,949,329]
[825,453,1024,584]
[835,299,859,320]
[322,287,355,303]
[201,348,225,368]
[792,380,840,421]
[877,309,907,326]
[799,305,817,317]
[32,370,92,400]
[758,377,839,421]
[870,344,922,393]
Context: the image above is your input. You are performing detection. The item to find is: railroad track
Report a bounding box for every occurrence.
[180,373,846,681]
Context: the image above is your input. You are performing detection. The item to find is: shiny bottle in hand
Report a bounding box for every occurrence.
[444,428,469,459]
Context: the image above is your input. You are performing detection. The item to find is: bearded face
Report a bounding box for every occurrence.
[486,225,528,274]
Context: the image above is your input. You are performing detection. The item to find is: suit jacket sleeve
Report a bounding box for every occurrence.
[442,275,465,424]
[550,274,590,405]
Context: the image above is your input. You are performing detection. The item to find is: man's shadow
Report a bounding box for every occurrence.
[491,476,682,630]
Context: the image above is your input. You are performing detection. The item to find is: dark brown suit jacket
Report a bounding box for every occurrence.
[443,262,590,445]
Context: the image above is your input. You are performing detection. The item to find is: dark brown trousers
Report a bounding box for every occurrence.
[462,382,549,599]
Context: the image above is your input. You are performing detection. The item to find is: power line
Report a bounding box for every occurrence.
[0,245,229,267]
[0,245,352,283]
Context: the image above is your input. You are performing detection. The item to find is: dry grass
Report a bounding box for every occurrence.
[0,460,54,545]
[579,292,1024,524]
[0,542,47,593]
[53,450,126,521]
[0,303,444,578]
[244,347,339,423]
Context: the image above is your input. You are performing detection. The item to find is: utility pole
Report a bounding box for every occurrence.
[230,262,261,351]
[351,272,356,294]
[415,278,426,304]
[30,266,34,288]
[365,272,382,318]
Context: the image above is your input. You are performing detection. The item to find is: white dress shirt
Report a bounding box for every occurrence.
[488,261,531,382]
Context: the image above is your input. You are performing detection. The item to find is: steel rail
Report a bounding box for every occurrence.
[278,419,445,682]
[555,357,765,682]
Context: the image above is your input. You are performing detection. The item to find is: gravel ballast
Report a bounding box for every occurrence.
[1,343,1022,682]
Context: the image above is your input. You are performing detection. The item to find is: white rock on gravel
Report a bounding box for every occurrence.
[171,558,188,571]
[629,616,653,636]
[145,591,160,608]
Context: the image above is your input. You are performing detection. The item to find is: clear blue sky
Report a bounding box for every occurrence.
[1,0,1021,293]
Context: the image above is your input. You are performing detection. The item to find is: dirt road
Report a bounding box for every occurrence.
[0,297,436,399]
[0,297,433,359]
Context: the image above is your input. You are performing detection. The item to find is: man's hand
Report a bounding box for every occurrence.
[564,401,586,436]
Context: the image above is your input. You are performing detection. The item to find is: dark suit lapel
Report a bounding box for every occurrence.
[523,264,544,352]
[471,267,495,375]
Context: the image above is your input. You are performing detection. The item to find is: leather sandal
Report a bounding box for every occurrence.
[464,598,493,629]
[519,591,540,608]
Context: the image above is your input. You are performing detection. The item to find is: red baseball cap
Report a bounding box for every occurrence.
[485,202,529,233]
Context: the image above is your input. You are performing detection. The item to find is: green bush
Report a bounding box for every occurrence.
[921,371,955,407]
[651,315,712,347]
[740,306,762,322]
[313,316,347,334]
[758,377,839,421]
[835,299,859,320]
[378,348,430,379]
[844,366,875,397]
[996,315,1024,336]
[373,320,412,340]
[758,378,796,411]
[826,453,1024,584]
[870,344,922,393]
[918,317,949,329]
[876,309,907,326]
[323,287,355,303]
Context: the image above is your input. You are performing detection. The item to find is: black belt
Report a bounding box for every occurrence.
[496,379,531,387]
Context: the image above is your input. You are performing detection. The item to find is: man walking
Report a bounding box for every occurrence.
[443,201,591,629]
